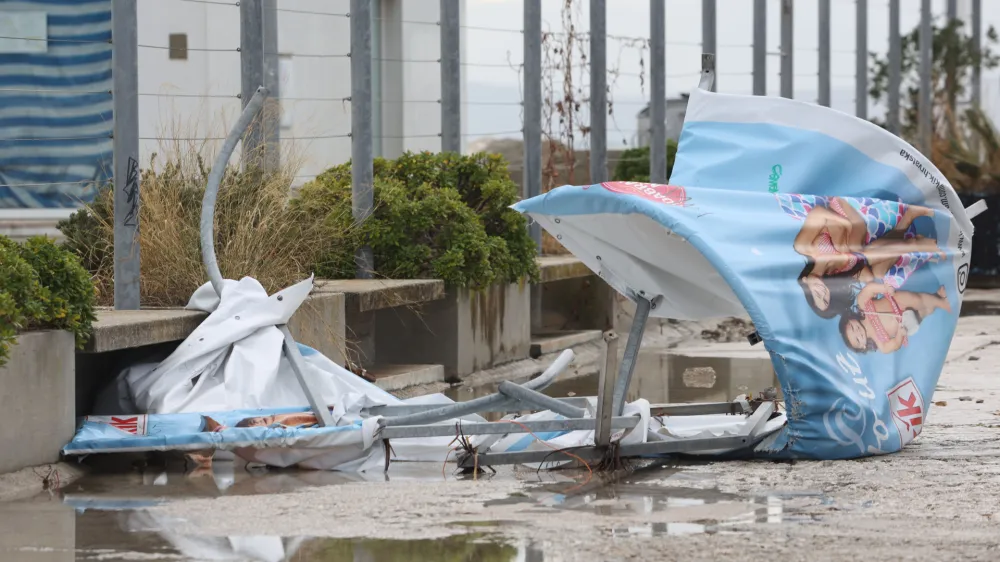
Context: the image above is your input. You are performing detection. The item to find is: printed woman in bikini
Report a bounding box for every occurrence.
[778,193,939,260]
[778,193,946,316]
[200,411,323,432]
[839,282,952,354]
[798,240,945,318]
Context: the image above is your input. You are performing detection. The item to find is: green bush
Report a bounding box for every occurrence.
[611,139,678,183]
[0,236,96,367]
[296,151,539,289]
[59,155,340,307]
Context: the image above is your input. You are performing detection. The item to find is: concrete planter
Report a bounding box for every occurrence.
[375,282,531,379]
[0,330,75,474]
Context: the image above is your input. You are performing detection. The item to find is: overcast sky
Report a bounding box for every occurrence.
[462,0,1000,146]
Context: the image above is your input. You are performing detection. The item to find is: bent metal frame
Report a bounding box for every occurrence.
[200,55,777,470]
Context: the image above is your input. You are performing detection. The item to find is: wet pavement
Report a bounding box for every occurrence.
[0,350,789,561]
[0,459,823,561]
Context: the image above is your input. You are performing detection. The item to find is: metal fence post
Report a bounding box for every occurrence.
[440,0,461,153]
[972,0,982,109]
[946,0,958,113]
[752,0,765,96]
[780,0,792,99]
[650,0,666,183]
[240,0,265,164]
[819,0,830,106]
[856,0,867,119]
[524,0,542,330]
[919,0,932,156]
[702,0,716,92]
[590,0,607,183]
[112,0,140,310]
[262,0,280,170]
[351,0,374,277]
[888,0,901,134]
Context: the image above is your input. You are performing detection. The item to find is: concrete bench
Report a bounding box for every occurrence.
[75,279,448,412]
[313,279,448,389]
[531,255,614,359]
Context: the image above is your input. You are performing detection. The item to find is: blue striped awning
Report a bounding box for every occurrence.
[0,0,112,209]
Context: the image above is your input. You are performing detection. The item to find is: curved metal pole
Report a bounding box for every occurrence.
[379,349,575,427]
[497,380,587,419]
[200,86,270,297]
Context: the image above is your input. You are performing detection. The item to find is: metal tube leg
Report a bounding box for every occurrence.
[497,381,587,419]
[595,330,619,447]
[278,325,336,427]
[612,297,651,415]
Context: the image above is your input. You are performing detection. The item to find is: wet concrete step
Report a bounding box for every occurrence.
[370,364,447,392]
[530,330,603,359]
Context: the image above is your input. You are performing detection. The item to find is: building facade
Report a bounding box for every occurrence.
[0,0,466,230]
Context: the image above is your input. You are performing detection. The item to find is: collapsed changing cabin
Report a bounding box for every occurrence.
[65,57,982,469]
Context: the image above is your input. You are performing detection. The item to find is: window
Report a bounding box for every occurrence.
[168,33,188,60]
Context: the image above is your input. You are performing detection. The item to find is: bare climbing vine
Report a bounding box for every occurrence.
[539,0,649,191]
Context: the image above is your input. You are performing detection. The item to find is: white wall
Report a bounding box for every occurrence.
[137,1,241,164]
[136,0,467,184]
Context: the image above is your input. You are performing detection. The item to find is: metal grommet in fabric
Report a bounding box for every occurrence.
[554,217,561,224]
[277,295,284,301]
[596,255,602,261]
[235,316,241,320]
[556,234,562,240]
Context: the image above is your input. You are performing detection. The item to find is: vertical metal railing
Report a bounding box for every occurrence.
[351,0,374,279]
[752,0,766,96]
[888,0,901,134]
[111,0,140,310]
[818,0,831,107]
[855,0,868,120]
[649,0,666,184]
[702,0,716,92]
[440,0,461,154]
[919,0,933,155]
[589,0,607,184]
[780,0,793,99]
[240,0,265,161]
[103,0,976,303]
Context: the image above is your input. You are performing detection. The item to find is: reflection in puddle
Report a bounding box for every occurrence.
[0,460,831,561]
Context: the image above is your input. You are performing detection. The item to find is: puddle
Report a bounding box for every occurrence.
[0,459,832,561]
[960,299,1000,317]
[447,351,780,407]
[6,352,788,560]
[483,466,826,538]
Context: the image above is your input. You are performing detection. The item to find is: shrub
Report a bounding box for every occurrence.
[296,151,539,289]
[611,139,678,183]
[59,153,346,307]
[0,235,96,367]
